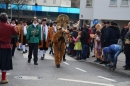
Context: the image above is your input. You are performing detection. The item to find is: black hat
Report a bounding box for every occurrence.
[46,23,49,26]
[50,23,53,27]
[15,21,18,25]
[42,19,47,22]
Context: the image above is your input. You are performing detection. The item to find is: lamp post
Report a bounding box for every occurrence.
[34,1,37,18]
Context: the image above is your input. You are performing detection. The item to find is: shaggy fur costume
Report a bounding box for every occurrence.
[52,32,66,66]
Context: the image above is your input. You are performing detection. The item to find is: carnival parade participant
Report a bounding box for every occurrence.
[26,18,41,65]
[11,19,18,57]
[20,21,28,53]
[17,20,23,51]
[52,26,66,68]
[124,29,130,70]
[53,21,57,33]
[39,19,50,60]
[0,12,18,84]
[73,31,82,60]
[48,23,55,55]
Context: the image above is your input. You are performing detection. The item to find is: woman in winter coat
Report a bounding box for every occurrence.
[104,22,120,47]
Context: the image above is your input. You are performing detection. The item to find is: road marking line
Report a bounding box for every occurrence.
[98,76,117,82]
[75,67,87,72]
[63,62,70,65]
[58,78,114,86]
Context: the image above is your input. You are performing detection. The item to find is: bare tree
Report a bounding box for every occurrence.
[71,0,80,8]
[12,0,30,22]
[0,0,12,13]
[0,0,30,22]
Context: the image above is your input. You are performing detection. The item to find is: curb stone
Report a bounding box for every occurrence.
[87,62,130,77]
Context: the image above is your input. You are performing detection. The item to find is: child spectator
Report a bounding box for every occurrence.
[73,31,82,60]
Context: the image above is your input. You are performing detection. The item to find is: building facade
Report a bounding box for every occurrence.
[80,0,130,28]
[30,0,71,7]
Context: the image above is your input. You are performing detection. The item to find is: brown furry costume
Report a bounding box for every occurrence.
[52,27,66,67]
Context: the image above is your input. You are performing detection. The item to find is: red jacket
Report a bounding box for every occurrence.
[0,22,18,48]
[88,28,93,44]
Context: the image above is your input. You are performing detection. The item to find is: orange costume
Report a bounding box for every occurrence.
[48,26,55,44]
[17,24,23,50]
[19,24,28,53]
[52,27,66,68]
[48,26,55,55]
[19,25,28,44]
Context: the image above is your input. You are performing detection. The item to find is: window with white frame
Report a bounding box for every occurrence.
[86,0,92,7]
[43,0,46,3]
[110,0,117,6]
[121,0,128,5]
[33,0,36,3]
[53,0,56,4]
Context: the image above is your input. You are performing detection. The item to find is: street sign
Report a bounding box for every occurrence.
[93,19,98,25]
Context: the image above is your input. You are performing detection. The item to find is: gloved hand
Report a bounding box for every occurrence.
[58,36,64,41]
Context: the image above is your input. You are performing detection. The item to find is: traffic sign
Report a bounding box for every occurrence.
[93,19,98,25]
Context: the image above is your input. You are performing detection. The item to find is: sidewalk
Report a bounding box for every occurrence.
[85,51,130,76]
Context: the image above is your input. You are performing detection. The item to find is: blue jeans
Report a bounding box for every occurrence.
[103,51,109,62]
[108,49,122,67]
[81,44,88,60]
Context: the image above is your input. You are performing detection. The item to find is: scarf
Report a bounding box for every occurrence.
[53,26,57,32]
[11,24,16,26]
[41,25,48,41]
[23,25,27,35]
[33,23,38,27]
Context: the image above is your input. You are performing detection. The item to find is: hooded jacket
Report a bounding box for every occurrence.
[104,25,120,47]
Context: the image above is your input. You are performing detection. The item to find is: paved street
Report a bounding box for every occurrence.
[0,49,130,86]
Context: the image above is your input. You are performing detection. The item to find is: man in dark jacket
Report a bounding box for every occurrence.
[121,25,129,52]
[104,21,120,47]
[80,24,90,60]
[124,30,130,70]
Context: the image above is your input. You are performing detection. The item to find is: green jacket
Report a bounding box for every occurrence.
[26,24,41,43]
